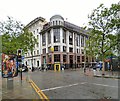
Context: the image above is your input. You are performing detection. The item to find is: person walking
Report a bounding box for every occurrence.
[83,67,86,73]
[107,62,110,71]
[99,63,102,71]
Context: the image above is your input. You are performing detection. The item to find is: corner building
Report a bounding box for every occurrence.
[40,15,90,70]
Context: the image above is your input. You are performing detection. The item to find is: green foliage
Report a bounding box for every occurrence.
[86,2,120,61]
[0,17,37,55]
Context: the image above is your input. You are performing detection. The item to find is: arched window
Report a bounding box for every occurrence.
[59,21,61,25]
[56,21,57,25]
[53,21,55,25]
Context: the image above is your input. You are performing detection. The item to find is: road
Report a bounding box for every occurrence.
[29,69,119,99]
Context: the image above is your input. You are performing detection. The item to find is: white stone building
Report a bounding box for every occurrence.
[24,17,47,68]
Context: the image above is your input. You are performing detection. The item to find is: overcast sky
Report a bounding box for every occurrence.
[0,0,119,27]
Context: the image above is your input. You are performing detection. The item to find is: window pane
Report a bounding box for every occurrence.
[69,47,73,52]
[69,32,73,45]
[48,31,51,44]
[63,46,66,52]
[77,56,80,62]
[43,48,46,54]
[82,56,84,62]
[63,55,67,62]
[53,28,60,43]
[54,54,60,62]
[48,54,52,63]
[54,46,60,51]
[81,35,84,47]
[63,30,66,43]
[42,33,46,46]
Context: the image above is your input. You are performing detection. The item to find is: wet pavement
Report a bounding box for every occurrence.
[1,72,39,100]
[84,68,120,79]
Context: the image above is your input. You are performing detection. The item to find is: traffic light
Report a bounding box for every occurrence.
[17,49,22,62]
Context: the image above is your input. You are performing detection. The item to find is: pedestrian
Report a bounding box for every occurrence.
[62,64,65,71]
[107,62,110,71]
[99,63,102,71]
[83,67,86,73]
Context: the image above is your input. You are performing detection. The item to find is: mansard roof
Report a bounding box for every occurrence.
[41,21,88,36]
[25,17,45,28]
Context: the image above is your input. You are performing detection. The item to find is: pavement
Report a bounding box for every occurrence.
[1,72,40,100]
[83,68,120,79]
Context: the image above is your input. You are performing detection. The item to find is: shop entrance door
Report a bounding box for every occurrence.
[69,55,73,68]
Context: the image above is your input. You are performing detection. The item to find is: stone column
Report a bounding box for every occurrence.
[66,31,69,52]
[60,28,63,52]
[46,32,48,53]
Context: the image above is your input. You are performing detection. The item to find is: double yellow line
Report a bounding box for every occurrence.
[29,79,49,101]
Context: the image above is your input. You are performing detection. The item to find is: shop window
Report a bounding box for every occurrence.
[48,54,52,63]
[77,56,80,62]
[54,54,60,62]
[43,56,46,64]
[82,56,84,62]
[63,55,67,62]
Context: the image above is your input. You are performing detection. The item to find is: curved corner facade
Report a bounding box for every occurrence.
[24,15,95,69]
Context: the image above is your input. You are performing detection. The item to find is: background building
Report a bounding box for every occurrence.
[24,17,47,68]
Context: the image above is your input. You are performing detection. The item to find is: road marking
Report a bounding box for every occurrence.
[29,79,49,101]
[88,83,118,88]
[41,81,118,92]
[41,82,87,92]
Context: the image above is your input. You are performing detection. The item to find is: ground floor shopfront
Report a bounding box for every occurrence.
[41,52,95,71]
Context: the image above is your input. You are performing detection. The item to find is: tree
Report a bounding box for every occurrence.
[0,16,37,55]
[20,29,37,69]
[86,3,120,74]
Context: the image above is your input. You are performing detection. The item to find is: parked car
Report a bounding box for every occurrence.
[93,62,103,70]
[95,63,101,68]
